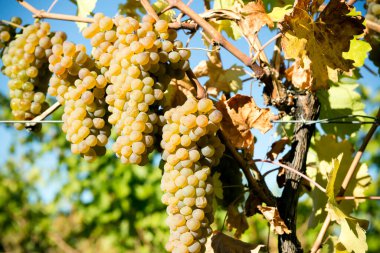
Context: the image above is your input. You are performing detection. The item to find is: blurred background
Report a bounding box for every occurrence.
[0,0,379,252]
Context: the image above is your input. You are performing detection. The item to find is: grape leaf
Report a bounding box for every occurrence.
[343,39,372,67]
[266,137,290,160]
[226,205,249,238]
[213,0,243,40]
[238,1,274,38]
[163,77,196,109]
[75,0,97,31]
[152,0,175,21]
[307,135,371,228]
[118,0,146,18]
[323,154,369,253]
[267,5,292,22]
[210,231,265,253]
[193,51,245,95]
[216,96,255,156]
[216,94,274,156]
[257,205,291,235]
[317,81,365,138]
[280,0,365,90]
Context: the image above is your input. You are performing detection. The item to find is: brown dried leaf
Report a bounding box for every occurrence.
[257,205,291,235]
[245,192,261,217]
[193,51,245,95]
[286,55,312,90]
[216,97,254,156]
[163,77,196,109]
[226,94,274,134]
[226,205,249,238]
[266,137,290,160]
[239,1,274,38]
[211,231,265,253]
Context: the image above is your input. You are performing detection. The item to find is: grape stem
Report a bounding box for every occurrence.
[17,0,196,30]
[310,107,380,253]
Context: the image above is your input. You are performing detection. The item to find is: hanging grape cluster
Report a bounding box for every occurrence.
[1,21,60,130]
[47,39,111,161]
[83,13,191,165]
[161,98,224,253]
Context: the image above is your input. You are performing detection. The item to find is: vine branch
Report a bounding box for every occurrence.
[17,0,197,30]
[310,107,380,253]
[218,132,276,206]
[167,0,265,78]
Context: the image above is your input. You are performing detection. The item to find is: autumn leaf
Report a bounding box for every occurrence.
[210,232,265,253]
[226,94,274,134]
[163,77,196,109]
[280,0,365,90]
[226,205,249,238]
[212,0,243,41]
[216,95,274,156]
[266,137,290,160]
[238,1,274,38]
[193,51,245,95]
[212,172,224,200]
[216,96,254,155]
[118,0,146,19]
[152,0,176,21]
[257,205,291,235]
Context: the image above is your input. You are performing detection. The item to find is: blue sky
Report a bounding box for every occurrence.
[0,0,378,201]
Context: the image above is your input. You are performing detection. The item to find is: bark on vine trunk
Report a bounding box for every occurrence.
[277,93,320,253]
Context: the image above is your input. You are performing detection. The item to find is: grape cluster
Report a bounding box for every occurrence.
[83,13,191,165]
[1,22,57,130]
[160,98,224,253]
[47,41,111,160]
[366,0,380,23]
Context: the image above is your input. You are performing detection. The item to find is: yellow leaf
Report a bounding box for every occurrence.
[280,0,365,90]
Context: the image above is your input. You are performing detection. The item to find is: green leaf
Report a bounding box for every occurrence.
[268,5,292,22]
[212,0,242,40]
[152,0,175,21]
[307,135,371,228]
[75,0,97,31]
[317,81,365,138]
[326,153,344,204]
[343,39,372,67]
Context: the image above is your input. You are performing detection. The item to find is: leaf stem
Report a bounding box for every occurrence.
[335,196,380,200]
[310,107,380,253]
[252,33,282,62]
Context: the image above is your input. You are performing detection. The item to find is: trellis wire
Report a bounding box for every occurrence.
[272,115,379,125]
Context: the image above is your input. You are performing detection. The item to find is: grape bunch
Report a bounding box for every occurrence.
[47,41,111,161]
[160,98,224,253]
[1,21,58,130]
[82,13,191,165]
